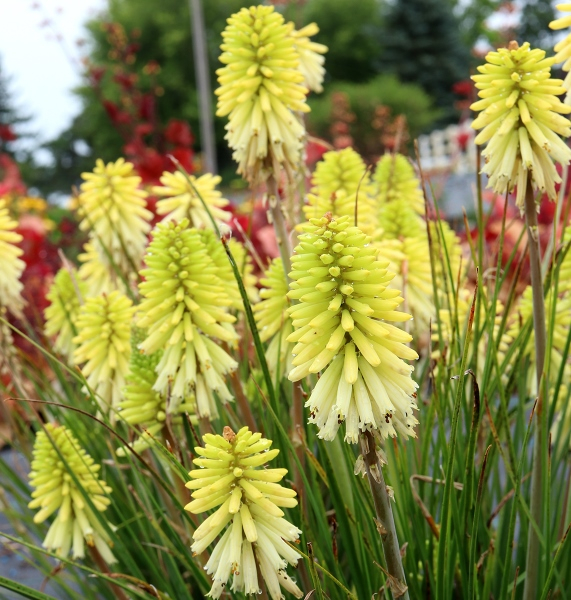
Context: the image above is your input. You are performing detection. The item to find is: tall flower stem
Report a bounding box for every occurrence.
[266,176,292,276]
[361,430,409,600]
[522,180,547,600]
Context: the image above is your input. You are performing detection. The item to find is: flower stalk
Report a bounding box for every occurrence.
[522,180,548,600]
[360,430,409,600]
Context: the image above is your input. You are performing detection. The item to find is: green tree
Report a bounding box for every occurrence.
[295,0,384,83]
[517,0,556,50]
[382,0,471,122]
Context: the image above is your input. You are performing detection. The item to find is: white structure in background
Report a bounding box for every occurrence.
[417,120,477,175]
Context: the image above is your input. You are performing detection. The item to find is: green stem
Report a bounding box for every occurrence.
[522,180,547,600]
[360,430,409,600]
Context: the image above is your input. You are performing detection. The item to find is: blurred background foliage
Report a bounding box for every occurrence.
[0,0,561,197]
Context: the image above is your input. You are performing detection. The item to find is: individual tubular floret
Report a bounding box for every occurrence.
[137,219,238,418]
[186,426,303,600]
[287,214,419,443]
[28,423,116,562]
[471,41,571,209]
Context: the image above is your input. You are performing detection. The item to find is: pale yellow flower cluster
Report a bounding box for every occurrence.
[73,291,135,418]
[550,4,571,103]
[471,42,571,208]
[44,268,87,365]
[253,257,293,378]
[287,215,419,443]
[290,23,328,94]
[28,424,116,563]
[186,426,302,600]
[153,171,230,229]
[137,219,238,418]
[0,199,25,318]
[303,147,377,237]
[216,5,310,182]
[77,158,152,290]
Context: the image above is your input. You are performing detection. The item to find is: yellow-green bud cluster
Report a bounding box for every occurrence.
[560,225,571,282]
[78,158,152,275]
[374,153,425,215]
[432,290,510,382]
[44,268,86,364]
[471,42,571,208]
[28,424,116,562]
[0,199,25,317]
[153,171,230,230]
[73,291,135,417]
[253,257,293,378]
[290,23,328,94]
[137,219,238,418]
[216,5,309,183]
[304,148,377,237]
[504,285,571,395]
[287,215,419,443]
[550,4,571,103]
[186,426,302,600]
[77,240,127,297]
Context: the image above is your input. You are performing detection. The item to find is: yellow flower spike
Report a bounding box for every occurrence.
[0,199,25,317]
[432,289,510,382]
[28,423,116,563]
[77,240,130,297]
[303,148,378,237]
[550,4,571,103]
[216,5,309,183]
[73,291,135,418]
[153,171,231,229]
[253,257,293,378]
[289,22,328,94]
[78,158,152,274]
[374,153,425,216]
[470,41,571,209]
[44,268,87,364]
[137,219,238,417]
[187,426,303,600]
[560,225,571,282]
[288,215,419,444]
[504,285,571,395]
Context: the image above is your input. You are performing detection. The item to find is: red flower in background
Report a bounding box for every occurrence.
[88,23,195,185]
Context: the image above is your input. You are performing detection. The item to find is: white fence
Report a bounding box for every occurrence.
[416,120,477,175]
